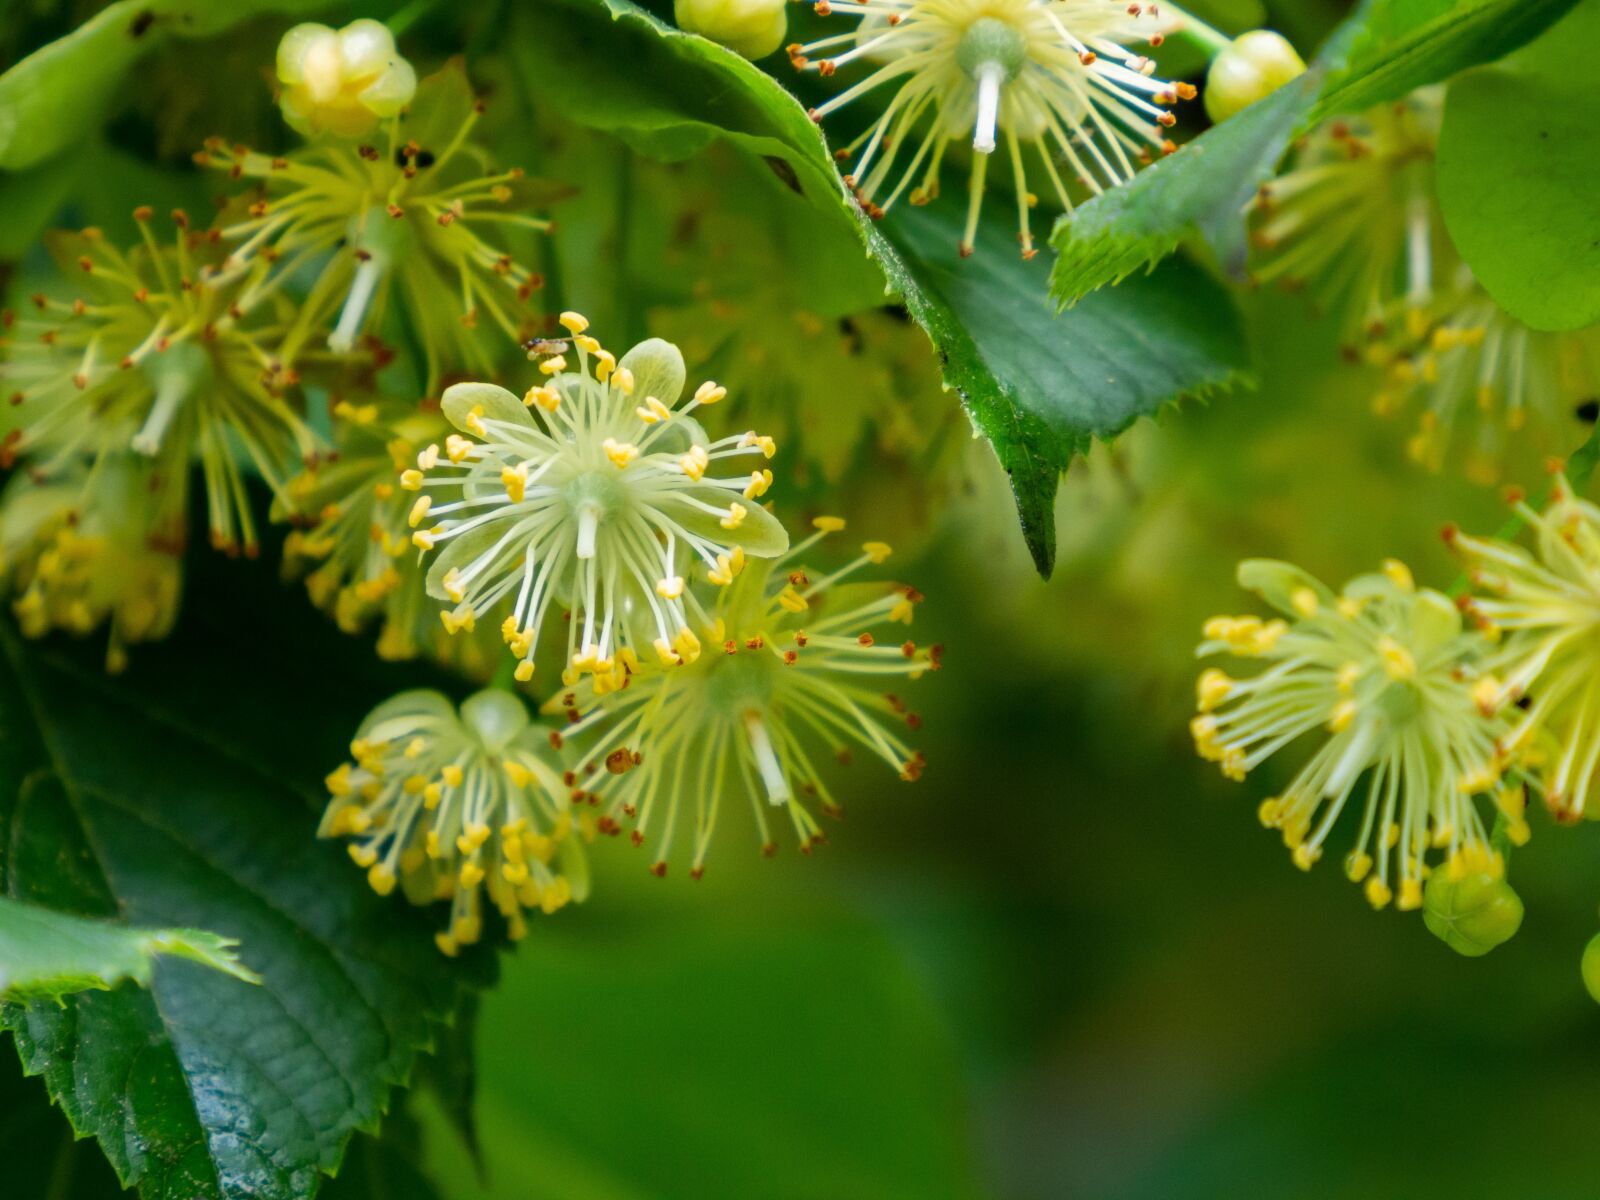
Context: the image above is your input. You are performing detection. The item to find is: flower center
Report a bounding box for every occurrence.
[562,469,629,560]
[706,649,778,717]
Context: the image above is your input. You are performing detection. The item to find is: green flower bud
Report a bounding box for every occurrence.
[674,0,787,60]
[1582,932,1600,1005]
[1423,870,1524,957]
[1204,30,1306,124]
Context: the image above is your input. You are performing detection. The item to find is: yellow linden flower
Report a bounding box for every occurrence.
[552,518,936,878]
[322,688,588,955]
[276,20,417,138]
[1195,558,1511,912]
[793,0,1192,257]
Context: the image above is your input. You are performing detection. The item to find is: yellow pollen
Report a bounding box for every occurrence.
[679,445,709,481]
[559,311,589,333]
[1377,635,1415,681]
[813,516,846,533]
[720,503,747,530]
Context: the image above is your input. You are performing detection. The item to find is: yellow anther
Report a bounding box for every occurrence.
[613,366,635,395]
[417,443,441,470]
[720,502,747,530]
[464,405,488,437]
[514,660,534,682]
[1397,878,1423,911]
[863,541,892,564]
[445,434,475,463]
[442,568,467,604]
[1290,587,1319,617]
[402,774,427,795]
[441,764,464,787]
[1336,663,1361,693]
[679,444,709,481]
[440,606,476,634]
[673,626,702,664]
[408,495,432,528]
[654,636,682,666]
[693,380,727,405]
[594,350,616,381]
[1364,877,1393,909]
[1328,699,1357,733]
[1291,843,1320,871]
[1344,852,1373,882]
[574,334,600,354]
[636,395,672,424]
[501,463,528,503]
[503,760,532,788]
[1471,676,1502,716]
[603,438,639,468]
[657,575,685,600]
[367,863,396,895]
[743,469,772,499]
[813,515,845,533]
[777,585,808,614]
[559,311,589,333]
[1196,668,1232,712]
[423,783,442,809]
[539,354,568,376]
[1377,635,1415,681]
[459,861,485,888]
[412,526,441,551]
[400,468,424,491]
[526,385,560,412]
[1381,559,1414,591]
[348,842,378,868]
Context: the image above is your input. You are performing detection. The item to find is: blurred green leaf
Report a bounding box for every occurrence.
[321,1109,449,1200]
[875,200,1252,578]
[0,0,331,170]
[0,547,494,1200]
[0,1047,125,1199]
[425,912,981,1200]
[1436,2,1600,332]
[0,895,258,1002]
[1049,0,1584,305]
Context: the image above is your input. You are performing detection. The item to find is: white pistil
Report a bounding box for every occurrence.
[743,710,792,804]
[575,501,602,560]
[972,61,1005,154]
[329,256,385,353]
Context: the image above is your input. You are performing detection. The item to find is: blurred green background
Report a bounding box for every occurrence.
[7,1,1600,1197]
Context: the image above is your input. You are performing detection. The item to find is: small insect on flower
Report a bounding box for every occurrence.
[1194,558,1516,912]
[279,398,505,674]
[0,211,317,556]
[322,688,589,955]
[553,517,937,878]
[276,19,417,138]
[1450,470,1600,823]
[407,314,790,685]
[197,53,548,397]
[793,0,1191,257]
[0,456,182,673]
[1250,87,1444,345]
[1365,276,1599,483]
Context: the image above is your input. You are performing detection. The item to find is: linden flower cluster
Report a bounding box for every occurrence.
[196,50,547,397]
[322,688,589,955]
[1450,472,1600,823]
[1253,85,1600,475]
[793,0,1194,257]
[552,518,937,877]
[1194,558,1519,912]
[403,314,788,686]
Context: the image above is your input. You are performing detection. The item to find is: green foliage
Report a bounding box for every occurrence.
[0,895,258,1001]
[0,551,494,1200]
[515,0,1254,575]
[1436,1,1600,332]
[422,912,982,1200]
[873,201,1251,577]
[0,0,340,170]
[1048,0,1585,306]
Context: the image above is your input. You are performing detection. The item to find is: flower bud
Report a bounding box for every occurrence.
[1583,931,1600,1005]
[1204,30,1306,123]
[1422,870,1524,957]
[674,0,787,60]
[276,19,417,138]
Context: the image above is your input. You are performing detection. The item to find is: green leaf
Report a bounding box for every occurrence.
[0,548,495,1200]
[873,199,1252,577]
[1048,0,1584,305]
[0,896,258,1002]
[421,910,983,1200]
[1436,1,1600,332]
[0,0,331,170]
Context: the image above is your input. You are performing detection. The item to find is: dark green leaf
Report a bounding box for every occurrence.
[1049,0,1583,305]
[0,895,258,1002]
[875,198,1252,577]
[0,1046,125,1199]
[1436,1,1600,332]
[0,545,495,1200]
